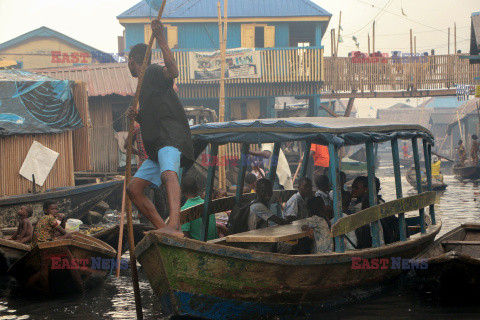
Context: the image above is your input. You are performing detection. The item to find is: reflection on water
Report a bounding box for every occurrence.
[0,173,479,319]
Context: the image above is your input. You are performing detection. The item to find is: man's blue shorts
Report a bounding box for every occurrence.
[134,146,181,188]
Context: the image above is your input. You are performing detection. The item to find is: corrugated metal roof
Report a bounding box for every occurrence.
[472,13,480,53]
[377,108,433,129]
[418,97,465,109]
[118,0,331,19]
[29,63,137,97]
[429,113,455,125]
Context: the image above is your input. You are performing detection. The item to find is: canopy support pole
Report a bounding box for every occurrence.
[200,144,219,242]
[412,138,426,234]
[366,141,381,247]
[423,140,436,225]
[236,143,250,204]
[329,143,345,253]
[300,142,312,179]
[391,138,407,241]
[268,143,281,186]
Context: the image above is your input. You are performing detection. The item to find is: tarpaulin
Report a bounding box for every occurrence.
[0,70,83,135]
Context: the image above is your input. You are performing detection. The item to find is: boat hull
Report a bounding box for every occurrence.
[8,233,116,294]
[453,166,480,181]
[0,238,30,273]
[136,223,441,320]
[0,180,122,228]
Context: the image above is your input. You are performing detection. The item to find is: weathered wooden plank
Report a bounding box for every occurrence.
[226,218,309,243]
[331,191,436,238]
[441,240,480,246]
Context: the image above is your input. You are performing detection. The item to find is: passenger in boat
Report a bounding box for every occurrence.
[402,142,410,159]
[246,178,290,252]
[431,156,442,181]
[457,140,466,167]
[283,177,313,221]
[471,135,479,166]
[126,19,194,237]
[248,144,294,190]
[31,201,71,247]
[10,206,33,244]
[375,178,400,244]
[180,177,217,241]
[350,176,375,248]
[314,175,333,208]
[244,172,257,193]
[310,144,329,175]
[213,188,229,238]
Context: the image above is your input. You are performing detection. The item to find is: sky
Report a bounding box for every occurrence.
[0,0,478,116]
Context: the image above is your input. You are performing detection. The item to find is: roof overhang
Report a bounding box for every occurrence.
[118,16,331,25]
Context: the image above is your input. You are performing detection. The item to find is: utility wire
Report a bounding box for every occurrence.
[344,0,395,36]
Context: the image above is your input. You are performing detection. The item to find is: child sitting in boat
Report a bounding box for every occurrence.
[31,200,71,247]
[283,177,313,221]
[9,206,33,244]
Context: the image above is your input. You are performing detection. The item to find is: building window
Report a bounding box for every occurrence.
[255,27,265,48]
[241,24,275,48]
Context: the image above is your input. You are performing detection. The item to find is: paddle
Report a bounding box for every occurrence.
[124,0,168,319]
[115,181,126,278]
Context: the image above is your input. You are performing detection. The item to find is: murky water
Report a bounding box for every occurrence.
[0,171,479,319]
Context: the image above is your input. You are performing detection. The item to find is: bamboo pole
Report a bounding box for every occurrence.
[124,1,168,319]
[336,11,342,56]
[368,33,371,56]
[331,29,336,57]
[116,181,126,277]
[372,21,375,54]
[410,29,413,56]
[448,27,451,55]
[454,23,457,53]
[217,1,227,189]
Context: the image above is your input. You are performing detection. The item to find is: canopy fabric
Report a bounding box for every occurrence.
[0,70,82,135]
[191,117,433,158]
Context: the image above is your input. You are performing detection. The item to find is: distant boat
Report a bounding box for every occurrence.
[453,165,480,181]
[405,166,447,191]
[0,180,123,228]
[9,233,116,294]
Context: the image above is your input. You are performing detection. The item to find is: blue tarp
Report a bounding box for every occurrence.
[0,70,83,135]
[190,118,434,157]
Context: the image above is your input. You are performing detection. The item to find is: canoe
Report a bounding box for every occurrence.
[405,166,447,191]
[453,165,480,181]
[136,222,440,319]
[0,180,123,228]
[414,224,480,297]
[91,223,155,254]
[0,238,30,273]
[9,233,116,294]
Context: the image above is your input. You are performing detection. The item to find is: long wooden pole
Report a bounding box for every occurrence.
[336,11,342,56]
[368,33,371,56]
[454,22,457,53]
[410,29,413,56]
[372,21,375,54]
[125,1,168,319]
[331,29,336,57]
[217,1,227,189]
[115,181,126,277]
[448,27,451,55]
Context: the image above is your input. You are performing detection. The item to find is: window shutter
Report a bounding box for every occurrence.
[264,26,275,48]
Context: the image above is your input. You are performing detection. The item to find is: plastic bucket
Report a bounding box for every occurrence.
[65,219,83,233]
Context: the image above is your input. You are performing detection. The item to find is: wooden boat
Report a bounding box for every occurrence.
[136,117,441,319]
[406,166,447,191]
[0,238,30,273]
[453,165,480,181]
[0,180,123,228]
[414,224,480,297]
[9,233,116,294]
[91,223,155,254]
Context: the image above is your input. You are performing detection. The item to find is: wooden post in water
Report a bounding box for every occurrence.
[391,139,407,241]
[124,1,168,318]
[423,140,436,225]
[200,144,219,242]
[235,143,250,204]
[329,143,345,253]
[366,141,381,247]
[411,138,426,234]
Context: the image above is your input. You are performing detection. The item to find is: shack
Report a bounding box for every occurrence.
[0,70,86,196]
[446,98,480,157]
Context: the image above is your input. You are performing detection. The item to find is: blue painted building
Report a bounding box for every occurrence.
[118,0,331,119]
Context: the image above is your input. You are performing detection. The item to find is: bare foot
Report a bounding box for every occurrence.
[151,226,184,238]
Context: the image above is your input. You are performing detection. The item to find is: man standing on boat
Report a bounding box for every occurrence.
[127,19,194,236]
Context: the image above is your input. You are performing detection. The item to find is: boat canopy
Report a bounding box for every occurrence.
[191,117,433,155]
